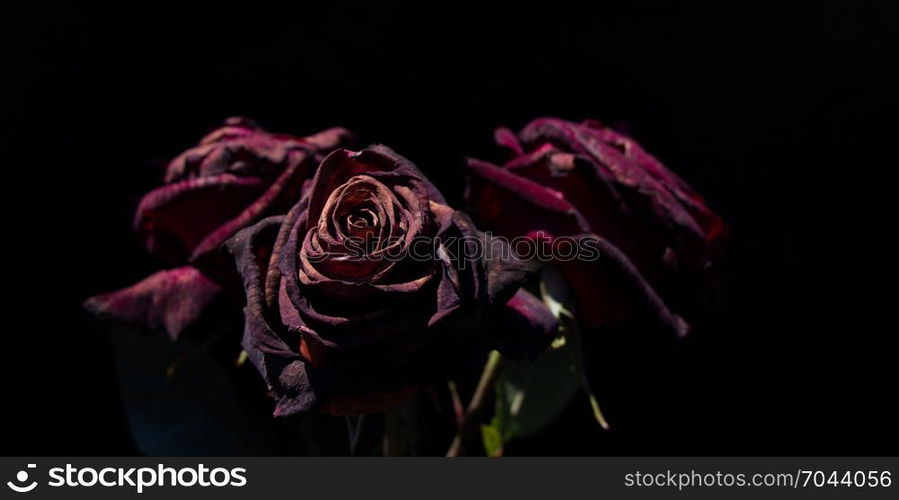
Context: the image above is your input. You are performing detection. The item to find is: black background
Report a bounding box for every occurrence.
[5,1,898,455]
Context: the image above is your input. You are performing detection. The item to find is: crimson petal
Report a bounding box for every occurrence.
[135,174,267,263]
[489,289,559,360]
[83,266,221,340]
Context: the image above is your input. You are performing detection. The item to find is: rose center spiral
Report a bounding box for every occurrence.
[344,206,380,240]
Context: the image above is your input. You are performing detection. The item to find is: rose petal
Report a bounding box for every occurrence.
[494,126,524,155]
[135,174,267,262]
[551,233,688,336]
[225,216,316,416]
[502,146,669,287]
[466,154,689,335]
[83,266,221,339]
[465,158,590,237]
[519,118,711,244]
[576,120,726,242]
[188,155,311,262]
[452,211,539,308]
[489,289,558,360]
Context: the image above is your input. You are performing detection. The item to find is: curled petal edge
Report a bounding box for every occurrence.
[225,216,317,416]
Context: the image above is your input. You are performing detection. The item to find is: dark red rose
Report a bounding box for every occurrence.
[466,117,726,335]
[137,117,353,264]
[85,117,352,338]
[226,145,557,416]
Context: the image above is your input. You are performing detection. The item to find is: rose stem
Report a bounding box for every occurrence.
[447,380,465,427]
[565,312,610,430]
[446,350,503,457]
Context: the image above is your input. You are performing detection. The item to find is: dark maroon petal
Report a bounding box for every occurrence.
[264,186,312,309]
[135,174,268,262]
[304,145,445,233]
[163,118,260,182]
[551,232,688,336]
[166,122,305,182]
[502,146,668,286]
[489,289,558,360]
[503,147,635,245]
[305,149,393,229]
[302,127,356,152]
[454,210,538,308]
[83,266,221,340]
[144,119,353,265]
[196,116,260,146]
[365,144,449,206]
[279,217,442,351]
[577,121,727,244]
[494,127,524,155]
[466,152,693,334]
[187,156,310,262]
[165,121,352,183]
[554,258,640,329]
[488,117,725,330]
[519,118,710,243]
[465,158,590,237]
[225,216,316,416]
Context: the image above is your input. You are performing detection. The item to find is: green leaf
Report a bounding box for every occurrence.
[542,265,611,431]
[587,392,610,430]
[491,340,580,443]
[480,424,503,457]
[481,264,612,454]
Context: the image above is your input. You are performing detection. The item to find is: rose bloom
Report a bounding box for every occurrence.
[466,117,725,335]
[227,145,557,416]
[85,117,352,338]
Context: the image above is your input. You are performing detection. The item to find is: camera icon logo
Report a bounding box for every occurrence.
[6,464,38,493]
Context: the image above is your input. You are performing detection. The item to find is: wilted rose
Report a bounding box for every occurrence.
[227,145,557,416]
[85,117,352,338]
[466,117,725,334]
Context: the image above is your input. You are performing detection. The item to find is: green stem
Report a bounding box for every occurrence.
[565,311,610,430]
[446,350,503,457]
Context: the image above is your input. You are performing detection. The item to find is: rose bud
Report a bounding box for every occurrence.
[226,145,557,416]
[466,117,726,335]
[84,117,353,338]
